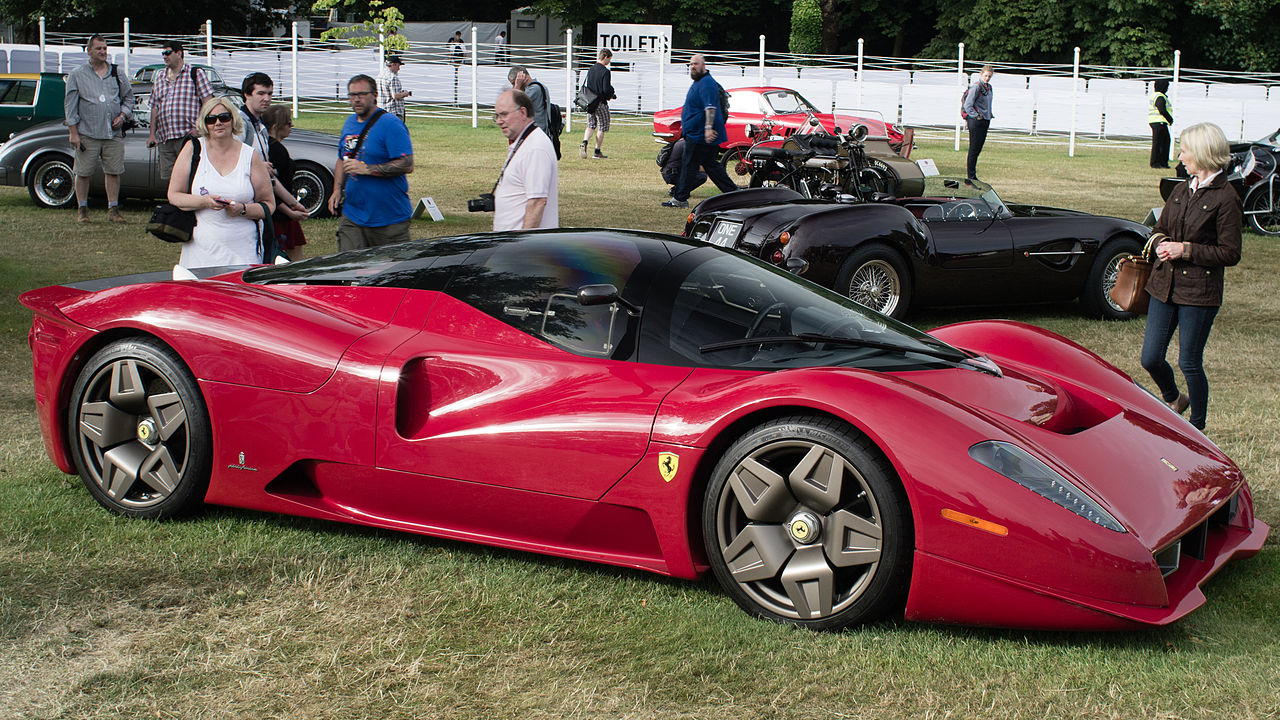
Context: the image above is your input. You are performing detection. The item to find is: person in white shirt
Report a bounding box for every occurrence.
[491,89,558,231]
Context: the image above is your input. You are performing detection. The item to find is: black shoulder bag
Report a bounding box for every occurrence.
[146,139,202,243]
[108,65,138,133]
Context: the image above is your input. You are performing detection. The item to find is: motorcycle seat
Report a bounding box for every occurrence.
[747,147,810,161]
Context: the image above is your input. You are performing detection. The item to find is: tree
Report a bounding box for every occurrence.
[527,0,792,50]
[789,0,821,55]
[311,0,407,50]
[0,0,299,39]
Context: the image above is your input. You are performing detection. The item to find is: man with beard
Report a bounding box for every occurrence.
[661,54,738,208]
[327,74,414,250]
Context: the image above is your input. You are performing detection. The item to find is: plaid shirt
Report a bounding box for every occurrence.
[152,64,214,142]
[378,69,405,120]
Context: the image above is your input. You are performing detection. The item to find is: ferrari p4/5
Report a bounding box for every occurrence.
[21,230,1267,631]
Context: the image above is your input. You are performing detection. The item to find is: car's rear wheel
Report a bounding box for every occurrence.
[68,338,211,519]
[703,415,912,630]
[835,245,912,320]
[291,162,333,218]
[1244,184,1280,236]
[1082,236,1142,320]
[28,154,76,209]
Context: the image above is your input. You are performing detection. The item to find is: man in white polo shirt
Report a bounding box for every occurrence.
[491,89,558,231]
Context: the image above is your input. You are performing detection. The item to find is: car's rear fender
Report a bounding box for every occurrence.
[780,203,926,288]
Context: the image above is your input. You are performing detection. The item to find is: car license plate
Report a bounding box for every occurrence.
[709,220,742,248]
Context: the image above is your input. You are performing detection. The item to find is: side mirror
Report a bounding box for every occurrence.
[577,284,642,315]
[809,117,820,127]
[785,258,809,276]
[943,179,960,190]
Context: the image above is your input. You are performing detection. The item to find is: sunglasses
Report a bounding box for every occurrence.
[204,112,233,125]
[162,49,176,56]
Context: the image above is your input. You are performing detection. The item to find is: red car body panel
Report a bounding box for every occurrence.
[653,86,907,154]
[20,241,1268,630]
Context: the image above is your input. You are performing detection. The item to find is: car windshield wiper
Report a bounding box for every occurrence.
[699,332,999,374]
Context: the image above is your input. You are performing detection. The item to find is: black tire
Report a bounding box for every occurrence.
[702,415,913,630]
[1244,185,1280,236]
[720,147,749,184]
[27,154,76,209]
[67,338,212,519]
[291,161,333,218]
[1082,236,1142,320]
[834,244,913,320]
[859,165,897,197]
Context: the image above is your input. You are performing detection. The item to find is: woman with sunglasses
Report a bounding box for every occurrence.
[166,96,274,267]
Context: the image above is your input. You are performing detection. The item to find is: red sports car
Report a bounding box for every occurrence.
[653,86,913,178]
[21,230,1267,631]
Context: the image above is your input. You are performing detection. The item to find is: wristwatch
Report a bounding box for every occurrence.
[239,202,247,216]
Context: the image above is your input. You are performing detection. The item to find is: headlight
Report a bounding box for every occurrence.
[969,441,1126,533]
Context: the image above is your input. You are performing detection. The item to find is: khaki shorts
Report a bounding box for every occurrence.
[336,216,411,251]
[74,136,125,177]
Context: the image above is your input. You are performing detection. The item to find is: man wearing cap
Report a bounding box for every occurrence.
[147,40,214,180]
[378,55,410,123]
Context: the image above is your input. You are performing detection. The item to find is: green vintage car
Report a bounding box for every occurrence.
[0,73,67,141]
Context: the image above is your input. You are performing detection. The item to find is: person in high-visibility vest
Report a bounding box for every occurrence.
[1149,79,1173,168]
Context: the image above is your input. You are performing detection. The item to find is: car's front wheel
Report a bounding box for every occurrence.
[67,338,212,519]
[703,416,913,630]
[1082,236,1142,320]
[291,162,333,218]
[27,154,76,209]
[835,245,912,319]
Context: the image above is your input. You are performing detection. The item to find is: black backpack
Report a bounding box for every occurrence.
[529,80,563,160]
[718,85,731,120]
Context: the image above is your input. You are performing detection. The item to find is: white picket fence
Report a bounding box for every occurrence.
[10,23,1280,146]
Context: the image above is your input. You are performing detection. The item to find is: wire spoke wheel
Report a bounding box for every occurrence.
[848,259,901,316]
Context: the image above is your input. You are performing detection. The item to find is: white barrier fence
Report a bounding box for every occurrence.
[9,22,1280,149]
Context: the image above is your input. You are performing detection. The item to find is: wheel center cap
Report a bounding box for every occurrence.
[788,510,822,544]
[137,418,159,446]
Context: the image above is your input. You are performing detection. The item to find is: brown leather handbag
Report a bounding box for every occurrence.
[1109,233,1163,314]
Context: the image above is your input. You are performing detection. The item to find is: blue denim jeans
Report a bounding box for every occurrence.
[1140,296,1219,430]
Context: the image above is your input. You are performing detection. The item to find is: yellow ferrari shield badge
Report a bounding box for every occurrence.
[658,452,679,482]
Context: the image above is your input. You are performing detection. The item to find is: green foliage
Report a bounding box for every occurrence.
[312,0,407,50]
[0,0,297,38]
[527,0,792,50]
[789,0,822,55]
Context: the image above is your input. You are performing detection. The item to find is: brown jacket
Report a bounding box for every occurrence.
[1146,172,1242,306]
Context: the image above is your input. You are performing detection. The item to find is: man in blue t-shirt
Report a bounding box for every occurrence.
[661,54,739,208]
[327,74,415,250]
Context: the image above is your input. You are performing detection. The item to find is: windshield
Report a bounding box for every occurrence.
[763,90,818,115]
[643,248,964,372]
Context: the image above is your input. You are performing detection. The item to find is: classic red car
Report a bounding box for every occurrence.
[653,86,913,179]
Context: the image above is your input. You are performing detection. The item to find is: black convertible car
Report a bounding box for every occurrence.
[683,177,1151,320]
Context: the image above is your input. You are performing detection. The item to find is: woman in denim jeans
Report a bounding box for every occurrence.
[1142,122,1242,431]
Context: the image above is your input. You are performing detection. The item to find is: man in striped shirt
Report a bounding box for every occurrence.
[377,55,409,123]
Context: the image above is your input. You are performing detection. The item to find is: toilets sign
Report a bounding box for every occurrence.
[596,24,672,62]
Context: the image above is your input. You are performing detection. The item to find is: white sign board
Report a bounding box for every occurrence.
[915,158,940,176]
[596,23,671,63]
[414,197,444,222]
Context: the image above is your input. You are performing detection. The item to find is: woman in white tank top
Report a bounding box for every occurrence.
[165,97,275,268]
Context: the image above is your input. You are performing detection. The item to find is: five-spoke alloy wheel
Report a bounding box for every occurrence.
[68,338,211,518]
[703,416,912,630]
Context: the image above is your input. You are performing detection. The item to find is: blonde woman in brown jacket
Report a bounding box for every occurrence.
[1141,122,1243,431]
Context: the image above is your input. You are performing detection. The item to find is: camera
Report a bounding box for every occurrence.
[467,192,495,212]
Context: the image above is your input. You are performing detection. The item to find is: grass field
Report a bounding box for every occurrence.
[1,115,1277,719]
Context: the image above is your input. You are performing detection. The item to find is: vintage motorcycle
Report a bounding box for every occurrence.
[1159,129,1280,235]
[745,119,925,201]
